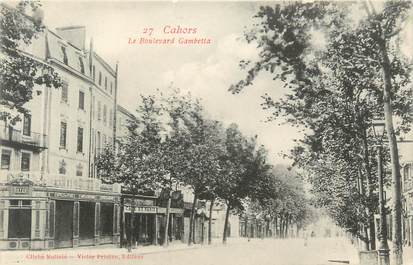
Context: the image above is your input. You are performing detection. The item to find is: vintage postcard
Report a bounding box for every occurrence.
[0,0,412,265]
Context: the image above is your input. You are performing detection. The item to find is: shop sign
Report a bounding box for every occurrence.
[157,207,184,214]
[124,206,157,213]
[124,198,155,206]
[11,186,30,195]
[78,194,96,200]
[49,192,75,199]
[100,195,116,202]
[135,199,154,206]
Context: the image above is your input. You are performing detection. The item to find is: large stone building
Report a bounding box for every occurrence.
[0,7,121,250]
[400,132,413,248]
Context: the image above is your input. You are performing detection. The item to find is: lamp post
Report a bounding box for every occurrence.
[371,120,389,265]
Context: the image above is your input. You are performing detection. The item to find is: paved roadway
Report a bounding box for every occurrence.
[0,237,362,265]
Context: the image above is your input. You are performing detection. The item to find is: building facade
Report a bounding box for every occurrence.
[400,132,413,248]
[0,8,121,250]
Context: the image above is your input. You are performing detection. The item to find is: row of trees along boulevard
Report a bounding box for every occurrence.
[230,1,412,265]
[96,89,314,248]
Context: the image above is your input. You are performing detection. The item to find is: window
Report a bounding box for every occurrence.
[21,153,30,171]
[92,65,96,81]
[59,160,66,174]
[97,101,101,121]
[61,46,68,65]
[98,72,102,86]
[92,97,95,119]
[23,114,31,136]
[1,150,11,170]
[60,122,67,149]
[22,200,31,206]
[8,208,31,238]
[110,82,113,95]
[61,81,68,103]
[96,131,101,153]
[109,110,113,127]
[104,77,107,90]
[91,129,95,150]
[79,57,85,74]
[78,91,85,110]
[404,164,412,182]
[103,105,107,125]
[77,127,83,153]
[76,164,83,177]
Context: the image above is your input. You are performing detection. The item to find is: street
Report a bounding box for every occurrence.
[1,237,360,265]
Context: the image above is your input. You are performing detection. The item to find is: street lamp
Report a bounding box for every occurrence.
[371,120,389,265]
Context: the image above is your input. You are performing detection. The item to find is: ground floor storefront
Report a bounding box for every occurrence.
[402,191,413,248]
[121,195,185,248]
[0,179,121,250]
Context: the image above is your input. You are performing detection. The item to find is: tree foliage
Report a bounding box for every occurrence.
[231,1,412,245]
[0,0,61,124]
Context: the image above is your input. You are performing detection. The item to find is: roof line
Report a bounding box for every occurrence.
[117,105,135,118]
[93,51,116,76]
[47,28,85,53]
[56,25,85,30]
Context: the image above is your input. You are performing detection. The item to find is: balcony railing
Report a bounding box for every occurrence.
[0,170,45,184]
[0,171,121,194]
[0,125,47,149]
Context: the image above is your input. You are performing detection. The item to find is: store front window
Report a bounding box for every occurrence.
[8,200,32,238]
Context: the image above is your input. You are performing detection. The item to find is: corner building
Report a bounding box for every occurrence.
[0,21,120,249]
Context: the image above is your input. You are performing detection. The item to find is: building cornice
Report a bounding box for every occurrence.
[93,52,116,76]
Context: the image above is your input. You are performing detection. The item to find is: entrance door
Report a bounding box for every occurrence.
[55,200,73,248]
[8,208,31,238]
[100,202,114,244]
[79,201,95,245]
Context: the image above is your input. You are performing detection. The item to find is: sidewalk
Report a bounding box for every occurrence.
[0,237,252,265]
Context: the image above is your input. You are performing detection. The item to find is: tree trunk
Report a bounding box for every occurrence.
[223,202,231,244]
[275,217,278,238]
[129,207,135,251]
[361,130,376,250]
[357,168,370,251]
[208,198,214,245]
[192,213,196,244]
[120,197,125,248]
[378,37,403,265]
[201,213,205,244]
[279,215,284,238]
[163,194,171,247]
[188,194,197,246]
[285,214,289,238]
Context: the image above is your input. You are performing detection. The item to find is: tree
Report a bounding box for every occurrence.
[231,2,412,259]
[0,0,61,124]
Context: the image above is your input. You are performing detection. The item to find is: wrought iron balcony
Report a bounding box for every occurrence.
[47,174,121,193]
[0,170,45,185]
[0,170,121,194]
[0,125,47,150]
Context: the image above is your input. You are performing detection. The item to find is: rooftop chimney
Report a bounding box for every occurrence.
[56,26,86,50]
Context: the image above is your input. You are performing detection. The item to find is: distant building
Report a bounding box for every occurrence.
[116,105,135,139]
[0,5,120,250]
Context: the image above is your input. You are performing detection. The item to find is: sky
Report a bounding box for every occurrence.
[35,0,413,165]
[36,0,303,165]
